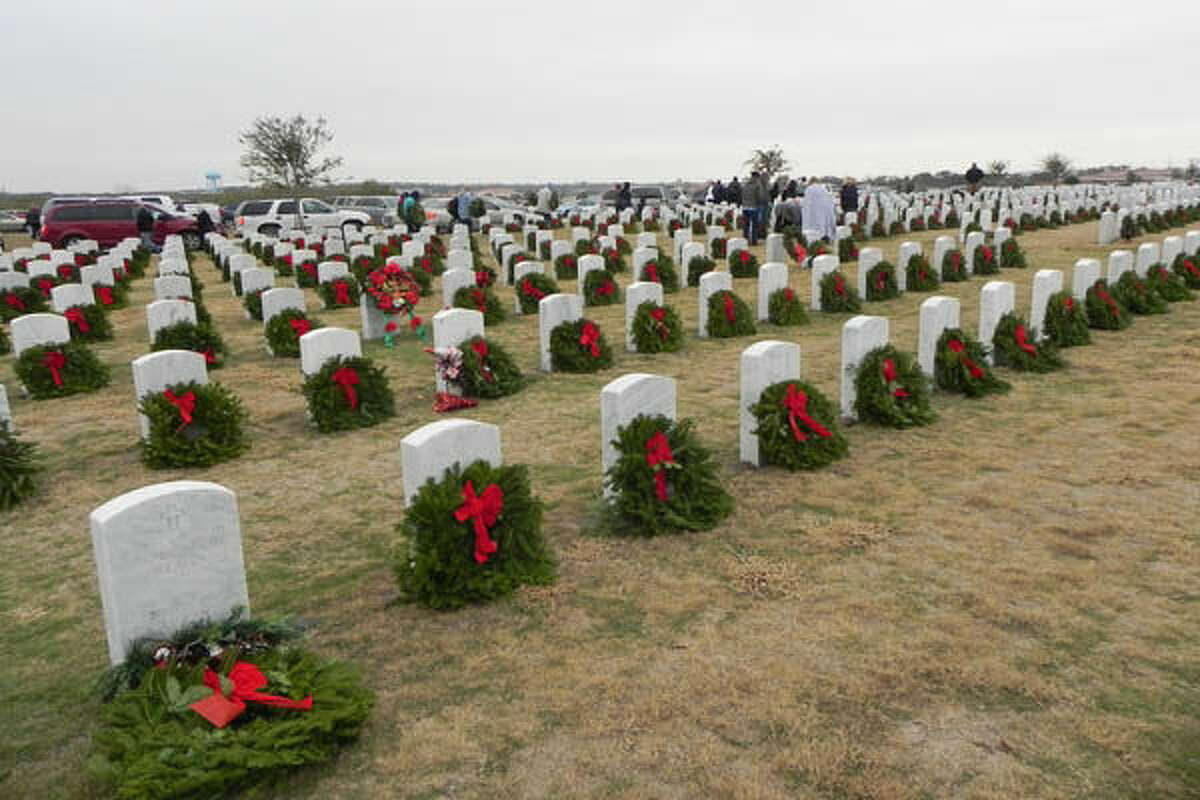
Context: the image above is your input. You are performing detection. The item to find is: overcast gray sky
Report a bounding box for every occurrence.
[4,0,1198,193]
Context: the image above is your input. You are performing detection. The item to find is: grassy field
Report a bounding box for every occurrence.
[2,216,1198,799]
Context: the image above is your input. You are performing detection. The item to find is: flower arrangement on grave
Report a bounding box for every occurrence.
[394,459,555,609]
[905,254,940,292]
[583,269,620,306]
[56,262,81,283]
[91,280,128,310]
[991,312,1064,372]
[89,608,373,800]
[933,328,1010,397]
[940,249,967,282]
[1113,271,1168,315]
[767,286,807,326]
[603,414,732,536]
[403,201,425,230]
[750,380,849,470]
[972,244,999,275]
[265,309,323,358]
[1146,263,1193,302]
[805,240,832,267]
[153,321,228,369]
[538,240,552,260]
[554,253,578,279]
[405,263,434,296]
[852,346,935,428]
[998,238,1026,269]
[1003,217,1020,235]
[782,227,806,262]
[15,341,110,399]
[710,236,727,258]
[0,286,48,322]
[909,217,926,232]
[574,239,598,257]
[687,255,714,287]
[601,246,626,273]
[63,303,113,342]
[864,261,900,301]
[453,285,505,324]
[838,238,859,262]
[139,380,249,468]
[639,255,680,292]
[316,275,360,309]
[295,259,319,288]
[32,274,60,299]
[303,355,395,433]
[1085,279,1130,330]
[1172,253,1200,288]
[630,300,683,353]
[818,271,862,313]
[690,218,707,235]
[365,264,425,330]
[455,335,524,399]
[242,289,267,321]
[0,421,41,511]
[351,253,376,279]
[511,271,556,313]
[705,290,755,337]
[728,249,759,278]
[550,318,613,372]
[1042,291,1091,347]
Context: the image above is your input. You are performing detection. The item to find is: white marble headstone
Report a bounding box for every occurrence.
[917,296,961,377]
[841,315,890,420]
[810,255,840,311]
[624,281,665,352]
[739,340,801,466]
[12,312,70,357]
[261,287,306,327]
[600,374,676,497]
[432,308,485,393]
[697,270,733,337]
[154,275,193,301]
[51,283,93,313]
[131,350,209,439]
[299,327,361,377]
[401,418,502,506]
[979,281,1015,363]
[1030,269,1063,341]
[756,263,788,322]
[538,293,583,372]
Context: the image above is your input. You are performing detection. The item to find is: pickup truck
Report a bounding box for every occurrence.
[235,198,371,237]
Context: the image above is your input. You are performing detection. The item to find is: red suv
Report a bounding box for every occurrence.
[39,201,201,249]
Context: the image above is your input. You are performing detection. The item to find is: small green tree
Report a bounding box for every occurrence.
[239,115,344,228]
[988,160,1009,177]
[745,146,789,182]
[1041,152,1072,185]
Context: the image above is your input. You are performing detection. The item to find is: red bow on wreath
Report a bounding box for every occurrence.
[595,281,614,297]
[1014,325,1037,355]
[331,367,360,410]
[289,318,312,337]
[739,250,750,264]
[521,279,544,301]
[471,289,487,312]
[875,270,886,291]
[833,274,847,297]
[784,288,794,301]
[333,281,351,305]
[202,349,215,365]
[882,359,910,398]
[37,279,54,297]
[1063,297,1075,312]
[579,321,601,356]
[782,384,831,442]
[471,339,495,382]
[645,263,658,283]
[454,480,503,564]
[644,431,675,502]
[189,661,313,728]
[5,293,25,310]
[946,339,984,378]
[42,351,66,386]
[1183,260,1199,278]
[95,286,114,305]
[649,306,670,338]
[981,246,993,262]
[723,293,736,322]
[1094,285,1121,317]
[163,389,196,429]
[795,245,807,262]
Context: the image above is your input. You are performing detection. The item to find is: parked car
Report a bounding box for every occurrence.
[333,196,398,227]
[39,201,201,249]
[235,198,370,237]
[0,210,25,232]
[120,194,178,212]
[631,185,666,208]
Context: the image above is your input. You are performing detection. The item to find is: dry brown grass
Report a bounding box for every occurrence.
[2,218,1198,799]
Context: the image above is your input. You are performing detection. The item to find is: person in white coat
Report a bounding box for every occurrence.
[802,182,838,242]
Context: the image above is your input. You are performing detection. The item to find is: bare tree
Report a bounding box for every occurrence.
[988,160,1009,177]
[239,114,344,227]
[745,146,789,182]
[1041,152,1072,185]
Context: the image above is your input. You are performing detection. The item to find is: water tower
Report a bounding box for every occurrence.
[205,172,222,191]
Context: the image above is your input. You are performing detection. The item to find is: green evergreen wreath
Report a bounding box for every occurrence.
[991,312,1064,372]
[294,259,320,288]
[516,272,559,314]
[691,218,706,235]
[538,240,552,260]
[554,253,579,279]
[139,381,249,468]
[0,324,9,355]
[783,227,807,262]
[906,254,940,291]
[705,290,756,337]
[1085,280,1131,330]
[728,249,759,277]
[1171,253,1200,288]
[453,285,506,325]
[750,380,849,470]
[91,281,129,310]
[1000,238,1026,268]
[152,321,228,369]
[0,421,42,511]
[601,247,626,273]
[473,265,497,287]
[1042,291,1091,347]
[1146,263,1193,302]
[394,459,555,610]
[549,318,613,372]
[30,274,60,299]
[316,276,361,308]
[574,238,597,257]
[603,414,733,536]
[941,249,967,282]
[972,244,999,275]
[15,341,110,399]
[0,287,48,322]
[630,301,684,353]
[710,237,727,258]
[853,346,935,428]
[91,642,372,800]
[1113,271,1168,315]
[583,268,621,306]
[838,237,859,262]
[818,271,862,313]
[63,303,113,342]
[265,309,323,358]
[242,289,266,321]
[457,335,524,399]
[687,256,715,287]
[302,355,395,433]
[639,255,680,293]
[864,261,900,301]
[933,328,1010,397]
[404,263,433,297]
[768,287,808,325]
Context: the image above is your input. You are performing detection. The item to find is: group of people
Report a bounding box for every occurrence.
[700,174,861,246]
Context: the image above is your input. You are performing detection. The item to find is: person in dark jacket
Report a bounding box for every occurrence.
[712,180,725,204]
[136,205,159,252]
[840,179,859,214]
[196,208,215,234]
[965,162,984,193]
[727,177,742,206]
[617,182,632,212]
[25,207,40,238]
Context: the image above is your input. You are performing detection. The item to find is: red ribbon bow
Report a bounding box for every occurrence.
[163,389,196,428]
[202,349,215,365]
[644,431,675,502]
[475,270,489,287]
[521,279,545,301]
[1014,325,1037,355]
[646,263,658,282]
[834,275,847,296]
[723,293,736,322]
[331,367,360,409]
[58,264,75,279]
[65,308,89,333]
[579,321,601,356]
[739,250,750,264]
[875,271,886,291]
[333,281,351,305]
[795,245,807,262]
[1095,285,1120,317]
[472,289,487,311]
[471,339,495,382]
[981,246,993,262]
[410,315,423,331]
[289,318,312,337]
[782,383,832,442]
[189,661,313,728]
[1063,297,1074,312]
[596,281,614,297]
[74,253,86,266]
[946,339,984,378]
[882,359,910,397]
[453,480,503,564]
[37,279,54,297]
[4,293,25,310]
[1184,260,1199,278]
[650,307,666,323]
[784,288,794,301]
[43,351,66,386]
[95,286,114,305]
